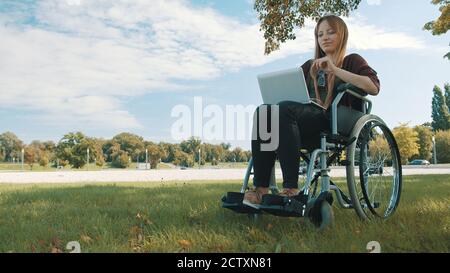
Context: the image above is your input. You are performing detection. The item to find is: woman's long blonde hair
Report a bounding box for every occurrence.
[310,15,348,108]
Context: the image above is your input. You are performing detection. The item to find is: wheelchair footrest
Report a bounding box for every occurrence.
[221,192,260,214]
[259,194,308,217]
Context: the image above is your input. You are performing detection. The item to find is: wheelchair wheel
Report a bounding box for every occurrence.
[306,198,334,230]
[346,115,402,220]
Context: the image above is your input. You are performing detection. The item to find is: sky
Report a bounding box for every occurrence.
[0,0,449,150]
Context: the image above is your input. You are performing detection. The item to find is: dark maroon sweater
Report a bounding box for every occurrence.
[301,53,380,110]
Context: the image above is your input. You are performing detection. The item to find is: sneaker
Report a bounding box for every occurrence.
[278,188,300,197]
[242,187,269,209]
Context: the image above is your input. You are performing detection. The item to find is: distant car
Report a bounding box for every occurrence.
[180,166,187,170]
[409,159,431,165]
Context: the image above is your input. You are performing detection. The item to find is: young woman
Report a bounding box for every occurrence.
[243,15,380,208]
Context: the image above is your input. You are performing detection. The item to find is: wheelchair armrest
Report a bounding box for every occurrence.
[337,83,367,97]
[331,83,373,135]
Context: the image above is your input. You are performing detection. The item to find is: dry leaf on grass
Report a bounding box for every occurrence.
[178,239,192,249]
[51,247,63,253]
[80,235,93,244]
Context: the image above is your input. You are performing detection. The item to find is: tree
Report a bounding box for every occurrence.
[412,125,434,161]
[24,145,37,170]
[158,142,179,163]
[146,143,164,169]
[91,138,106,167]
[56,132,84,168]
[0,132,24,162]
[111,150,130,168]
[431,85,450,131]
[56,132,103,169]
[39,154,49,168]
[226,147,249,162]
[103,140,121,163]
[254,0,361,54]
[112,133,145,163]
[435,130,450,163]
[393,124,420,165]
[445,83,450,112]
[368,134,391,161]
[173,150,194,167]
[180,137,202,165]
[423,0,449,59]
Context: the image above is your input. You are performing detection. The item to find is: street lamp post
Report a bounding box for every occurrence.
[432,136,437,164]
[87,148,90,171]
[198,148,201,169]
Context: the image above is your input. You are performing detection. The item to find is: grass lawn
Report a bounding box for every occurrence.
[0,175,448,253]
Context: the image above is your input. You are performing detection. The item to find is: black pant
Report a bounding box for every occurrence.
[251,101,330,189]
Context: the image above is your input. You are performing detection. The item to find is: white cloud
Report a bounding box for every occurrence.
[367,0,382,5]
[345,17,425,50]
[0,0,425,130]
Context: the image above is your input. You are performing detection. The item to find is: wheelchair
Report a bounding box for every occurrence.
[222,83,402,229]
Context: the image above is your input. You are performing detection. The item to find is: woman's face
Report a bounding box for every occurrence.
[317,20,338,55]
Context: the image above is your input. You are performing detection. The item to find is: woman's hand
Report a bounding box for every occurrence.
[312,56,337,74]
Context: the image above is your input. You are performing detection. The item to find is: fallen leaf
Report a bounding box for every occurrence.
[38,240,47,248]
[51,237,62,248]
[51,247,63,253]
[178,239,192,249]
[80,235,93,244]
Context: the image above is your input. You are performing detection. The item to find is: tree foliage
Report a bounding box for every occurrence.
[431,85,450,131]
[423,0,450,59]
[368,135,391,161]
[111,150,130,168]
[434,130,450,163]
[173,150,194,167]
[254,0,361,54]
[413,125,434,161]
[393,124,420,164]
[55,132,104,168]
[146,143,165,169]
[445,83,450,112]
[0,132,24,162]
[112,132,145,161]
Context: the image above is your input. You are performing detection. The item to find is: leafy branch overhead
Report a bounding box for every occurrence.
[254,0,362,55]
[422,0,450,59]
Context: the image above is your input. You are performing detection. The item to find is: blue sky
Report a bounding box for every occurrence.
[0,0,449,150]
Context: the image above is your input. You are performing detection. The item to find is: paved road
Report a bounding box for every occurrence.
[0,165,449,184]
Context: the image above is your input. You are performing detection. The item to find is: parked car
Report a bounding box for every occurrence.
[408,159,431,165]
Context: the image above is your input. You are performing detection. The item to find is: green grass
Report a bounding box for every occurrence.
[0,175,448,253]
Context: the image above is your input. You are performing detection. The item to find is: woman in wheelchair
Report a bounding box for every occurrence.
[243,14,381,208]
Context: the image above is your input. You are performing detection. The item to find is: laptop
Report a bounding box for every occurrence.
[257,67,325,109]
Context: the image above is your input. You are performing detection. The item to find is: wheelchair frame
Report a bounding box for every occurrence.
[222,84,402,228]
